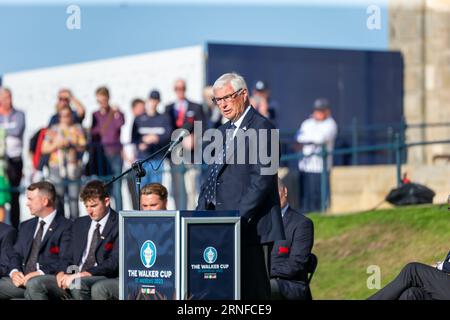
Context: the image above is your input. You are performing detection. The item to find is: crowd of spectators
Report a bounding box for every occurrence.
[0,80,337,225]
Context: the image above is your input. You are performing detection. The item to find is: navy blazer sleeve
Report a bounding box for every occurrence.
[0,227,17,276]
[271,218,314,279]
[85,237,119,278]
[239,121,280,221]
[9,222,29,273]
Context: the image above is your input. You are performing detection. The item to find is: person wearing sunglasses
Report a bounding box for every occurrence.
[48,88,86,127]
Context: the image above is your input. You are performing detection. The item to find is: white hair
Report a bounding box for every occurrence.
[213,72,248,92]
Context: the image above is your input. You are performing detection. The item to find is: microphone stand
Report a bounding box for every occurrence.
[105,143,171,210]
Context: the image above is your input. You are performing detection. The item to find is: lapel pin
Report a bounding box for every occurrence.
[101,236,105,240]
[242,126,247,131]
[49,228,53,232]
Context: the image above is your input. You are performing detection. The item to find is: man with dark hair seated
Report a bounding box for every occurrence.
[270,178,315,300]
[0,181,72,299]
[26,180,118,300]
[90,183,168,300]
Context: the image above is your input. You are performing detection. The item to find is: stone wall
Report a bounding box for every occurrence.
[329,164,449,214]
[389,0,450,164]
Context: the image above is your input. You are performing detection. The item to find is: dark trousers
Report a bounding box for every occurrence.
[0,277,25,299]
[368,262,450,300]
[91,278,119,300]
[25,274,108,300]
[6,157,23,229]
[299,171,329,214]
[241,243,270,300]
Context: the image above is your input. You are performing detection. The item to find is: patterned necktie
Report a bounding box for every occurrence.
[204,123,236,206]
[24,220,46,274]
[82,223,101,271]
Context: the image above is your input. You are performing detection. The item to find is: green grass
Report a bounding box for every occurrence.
[308,204,450,300]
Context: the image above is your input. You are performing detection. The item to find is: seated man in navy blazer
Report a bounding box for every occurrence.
[368,253,450,300]
[0,181,72,299]
[270,178,314,300]
[368,195,450,300]
[196,72,285,299]
[0,222,17,278]
[26,180,119,300]
[90,183,168,300]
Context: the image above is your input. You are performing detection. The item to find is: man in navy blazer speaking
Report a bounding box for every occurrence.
[0,181,72,299]
[196,72,285,300]
[26,180,119,300]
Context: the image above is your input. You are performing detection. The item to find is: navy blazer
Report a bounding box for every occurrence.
[0,222,17,276]
[60,209,118,278]
[9,212,72,275]
[197,106,285,245]
[165,99,204,130]
[270,206,314,299]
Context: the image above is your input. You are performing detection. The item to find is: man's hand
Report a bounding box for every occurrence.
[61,274,77,289]
[23,271,41,286]
[56,272,66,288]
[58,271,92,289]
[11,271,25,287]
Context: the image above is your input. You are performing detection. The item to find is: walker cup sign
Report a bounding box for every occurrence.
[121,215,177,300]
[120,211,239,300]
[182,212,240,300]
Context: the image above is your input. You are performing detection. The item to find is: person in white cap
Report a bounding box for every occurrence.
[295,98,337,214]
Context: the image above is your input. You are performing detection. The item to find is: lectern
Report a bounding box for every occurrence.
[119,210,240,300]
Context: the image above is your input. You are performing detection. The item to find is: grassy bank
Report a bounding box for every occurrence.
[308,204,449,299]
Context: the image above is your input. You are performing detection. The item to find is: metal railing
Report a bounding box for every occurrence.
[280,136,450,213]
[280,118,450,166]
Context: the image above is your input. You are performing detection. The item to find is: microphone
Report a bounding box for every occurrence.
[168,122,193,153]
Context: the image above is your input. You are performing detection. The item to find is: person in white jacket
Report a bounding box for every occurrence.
[296,98,337,214]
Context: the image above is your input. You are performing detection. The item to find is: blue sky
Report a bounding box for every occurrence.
[0,0,388,74]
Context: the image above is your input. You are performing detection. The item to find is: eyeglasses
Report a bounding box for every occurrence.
[212,88,244,105]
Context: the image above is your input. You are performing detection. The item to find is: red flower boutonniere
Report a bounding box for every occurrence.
[49,246,60,254]
[105,242,114,251]
[278,246,289,255]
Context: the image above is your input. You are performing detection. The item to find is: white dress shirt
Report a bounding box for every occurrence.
[80,211,110,269]
[34,210,57,239]
[281,204,289,218]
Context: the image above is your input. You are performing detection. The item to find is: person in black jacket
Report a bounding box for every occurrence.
[26,180,118,300]
[0,182,72,300]
[270,178,314,300]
